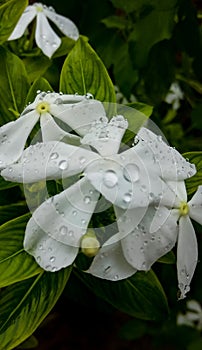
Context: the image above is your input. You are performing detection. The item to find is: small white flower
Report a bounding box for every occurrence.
[1,118,196,276]
[8,3,79,57]
[0,92,105,170]
[165,82,184,110]
[177,300,202,330]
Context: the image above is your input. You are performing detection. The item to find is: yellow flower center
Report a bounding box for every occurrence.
[179,201,189,216]
[36,5,43,12]
[36,101,50,114]
[81,229,100,257]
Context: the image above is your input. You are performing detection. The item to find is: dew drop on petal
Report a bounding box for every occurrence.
[123,193,132,203]
[84,196,91,204]
[59,225,68,235]
[123,163,139,182]
[59,160,68,170]
[103,170,118,188]
[50,152,59,160]
[50,256,56,262]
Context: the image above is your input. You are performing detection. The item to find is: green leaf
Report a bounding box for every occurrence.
[75,269,169,320]
[52,36,75,58]
[129,0,178,67]
[23,55,52,84]
[0,202,28,225]
[0,268,71,350]
[0,0,28,44]
[0,47,29,124]
[25,77,53,105]
[183,152,202,195]
[0,214,41,288]
[157,250,176,264]
[60,36,116,103]
[102,15,130,30]
[0,176,18,190]
[17,335,38,349]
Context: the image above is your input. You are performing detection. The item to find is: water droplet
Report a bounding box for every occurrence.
[52,266,57,272]
[59,225,68,235]
[114,275,119,280]
[140,247,144,252]
[104,266,111,274]
[50,256,56,262]
[157,135,163,142]
[144,240,148,246]
[37,90,41,94]
[85,93,94,99]
[134,135,139,144]
[141,185,147,192]
[36,256,41,263]
[84,196,91,204]
[123,193,132,203]
[55,98,63,105]
[39,244,43,250]
[50,152,58,160]
[103,170,118,188]
[59,160,68,170]
[123,163,139,182]
[73,210,77,216]
[149,192,155,201]
[79,157,86,165]
[68,230,73,237]
[81,219,86,224]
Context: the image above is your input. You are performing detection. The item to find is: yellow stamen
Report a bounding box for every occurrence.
[36,101,50,114]
[179,201,189,216]
[36,5,43,12]
[81,229,100,257]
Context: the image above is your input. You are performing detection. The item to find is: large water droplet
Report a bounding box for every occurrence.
[123,163,139,182]
[103,170,118,188]
[50,256,56,262]
[123,193,132,203]
[59,160,68,170]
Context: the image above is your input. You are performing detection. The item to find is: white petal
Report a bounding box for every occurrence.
[87,240,136,280]
[45,9,79,40]
[115,206,148,239]
[85,157,150,209]
[121,207,178,270]
[0,111,39,170]
[189,186,202,226]
[8,6,36,40]
[35,12,61,58]
[81,115,128,156]
[51,98,106,136]
[177,216,198,299]
[135,127,196,181]
[40,113,80,145]
[1,141,101,183]
[24,218,78,271]
[30,177,99,247]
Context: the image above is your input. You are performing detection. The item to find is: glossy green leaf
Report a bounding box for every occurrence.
[60,36,116,103]
[0,47,29,124]
[17,335,38,349]
[0,267,71,350]
[183,152,202,195]
[0,214,41,288]
[0,0,28,44]
[0,202,28,225]
[23,55,52,84]
[157,250,176,264]
[75,269,169,320]
[25,77,53,105]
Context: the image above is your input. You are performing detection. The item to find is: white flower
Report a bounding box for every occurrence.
[177,300,202,330]
[0,92,105,170]
[8,3,79,58]
[165,82,184,110]
[1,117,196,275]
[89,180,201,298]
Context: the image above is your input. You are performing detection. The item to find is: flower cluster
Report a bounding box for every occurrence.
[0,90,202,299]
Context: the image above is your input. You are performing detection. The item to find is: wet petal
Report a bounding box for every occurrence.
[134,127,196,181]
[81,115,128,156]
[45,9,79,40]
[51,98,106,136]
[158,180,187,208]
[30,177,99,247]
[188,186,202,226]
[1,141,101,183]
[40,113,80,145]
[0,111,39,170]
[87,240,136,280]
[85,156,150,209]
[24,220,78,272]
[35,12,61,58]
[115,206,147,239]
[177,216,198,299]
[121,207,178,270]
[8,6,36,40]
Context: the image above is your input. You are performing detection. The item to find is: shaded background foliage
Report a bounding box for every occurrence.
[0,0,201,349]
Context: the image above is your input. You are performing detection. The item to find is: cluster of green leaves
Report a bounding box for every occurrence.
[0,0,202,349]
